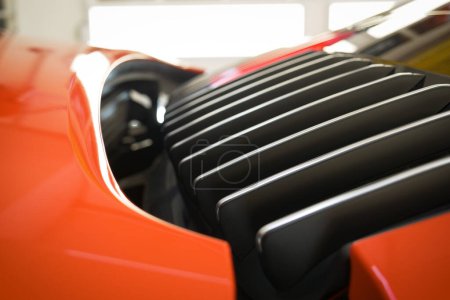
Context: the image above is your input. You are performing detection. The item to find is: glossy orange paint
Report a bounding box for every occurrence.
[0,33,235,299]
[349,212,450,300]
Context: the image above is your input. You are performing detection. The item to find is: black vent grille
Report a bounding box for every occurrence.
[167,51,325,115]
[164,51,450,299]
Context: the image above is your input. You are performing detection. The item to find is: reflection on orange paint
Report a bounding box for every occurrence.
[0,33,234,300]
[210,31,353,87]
[349,212,450,300]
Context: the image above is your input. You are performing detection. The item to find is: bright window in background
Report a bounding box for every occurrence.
[367,0,450,38]
[328,1,395,30]
[89,4,306,61]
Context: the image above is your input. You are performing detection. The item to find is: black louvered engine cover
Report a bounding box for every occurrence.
[162,51,450,300]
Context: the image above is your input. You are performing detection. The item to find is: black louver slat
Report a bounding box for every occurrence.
[169,78,212,108]
[165,59,375,149]
[168,64,395,164]
[258,155,450,289]
[181,73,424,190]
[164,55,338,122]
[193,85,449,226]
[166,52,336,122]
[167,51,324,113]
[164,57,358,137]
[217,111,450,257]
[168,51,317,108]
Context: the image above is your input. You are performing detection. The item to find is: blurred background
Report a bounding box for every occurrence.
[0,0,400,71]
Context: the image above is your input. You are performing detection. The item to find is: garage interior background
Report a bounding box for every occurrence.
[0,0,400,71]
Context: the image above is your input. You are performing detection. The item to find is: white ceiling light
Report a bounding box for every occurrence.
[88,4,306,61]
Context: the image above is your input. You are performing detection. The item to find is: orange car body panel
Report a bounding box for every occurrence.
[0,34,234,299]
[349,212,450,300]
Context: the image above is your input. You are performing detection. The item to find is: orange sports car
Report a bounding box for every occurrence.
[1,1,449,299]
